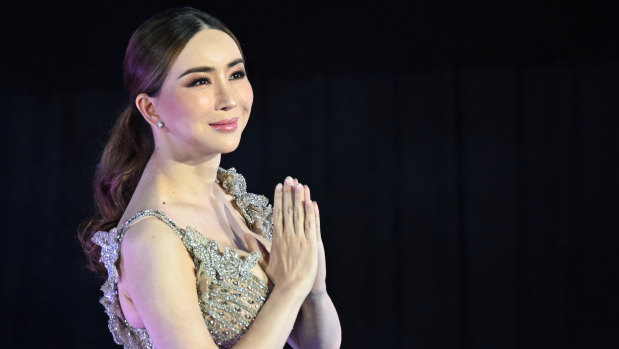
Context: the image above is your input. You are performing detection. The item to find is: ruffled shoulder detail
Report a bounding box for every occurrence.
[217,167,273,241]
[92,228,153,349]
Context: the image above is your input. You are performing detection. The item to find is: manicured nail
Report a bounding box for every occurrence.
[285,176,292,184]
[276,183,282,191]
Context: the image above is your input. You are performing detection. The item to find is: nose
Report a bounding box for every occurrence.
[214,80,237,111]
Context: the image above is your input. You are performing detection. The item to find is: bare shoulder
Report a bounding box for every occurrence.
[121,217,183,248]
[118,217,216,348]
[119,216,191,276]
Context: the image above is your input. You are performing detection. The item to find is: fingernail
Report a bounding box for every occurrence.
[285,176,292,184]
[276,183,282,191]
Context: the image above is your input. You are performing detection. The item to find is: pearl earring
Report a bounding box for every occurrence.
[157,121,164,128]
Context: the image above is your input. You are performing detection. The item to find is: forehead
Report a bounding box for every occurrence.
[170,28,242,72]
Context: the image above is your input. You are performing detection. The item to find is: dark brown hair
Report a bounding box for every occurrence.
[78,7,241,278]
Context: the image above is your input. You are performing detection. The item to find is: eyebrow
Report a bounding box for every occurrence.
[177,58,245,79]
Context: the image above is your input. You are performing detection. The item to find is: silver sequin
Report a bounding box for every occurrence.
[92,168,273,349]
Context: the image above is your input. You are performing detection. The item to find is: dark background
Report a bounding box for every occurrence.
[2,0,618,348]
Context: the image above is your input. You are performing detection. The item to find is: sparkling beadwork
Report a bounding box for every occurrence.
[217,167,273,241]
[92,168,273,349]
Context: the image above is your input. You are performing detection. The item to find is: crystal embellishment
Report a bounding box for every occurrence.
[216,167,273,241]
[92,168,273,349]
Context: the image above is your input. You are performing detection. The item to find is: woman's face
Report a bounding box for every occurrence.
[152,28,253,159]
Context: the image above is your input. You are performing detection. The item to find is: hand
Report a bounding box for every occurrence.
[246,177,318,298]
[298,182,327,295]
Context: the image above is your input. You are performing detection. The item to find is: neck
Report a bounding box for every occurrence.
[143,149,222,207]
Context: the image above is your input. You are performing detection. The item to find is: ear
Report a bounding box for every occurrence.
[135,93,162,128]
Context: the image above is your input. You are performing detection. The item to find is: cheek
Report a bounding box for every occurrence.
[197,94,212,109]
[157,90,182,118]
[241,81,254,110]
[163,90,211,119]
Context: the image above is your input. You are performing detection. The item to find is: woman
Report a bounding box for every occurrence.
[79,7,341,349]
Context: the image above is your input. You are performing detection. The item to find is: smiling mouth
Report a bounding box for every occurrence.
[209,117,238,132]
[209,117,238,126]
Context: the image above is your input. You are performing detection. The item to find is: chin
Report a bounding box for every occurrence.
[214,136,243,154]
[219,143,241,154]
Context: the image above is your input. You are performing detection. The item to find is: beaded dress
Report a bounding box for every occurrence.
[92,168,274,349]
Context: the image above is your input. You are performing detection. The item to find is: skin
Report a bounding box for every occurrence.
[116,28,341,348]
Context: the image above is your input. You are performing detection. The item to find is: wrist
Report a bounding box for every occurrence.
[270,283,310,306]
[308,288,328,299]
[302,289,329,309]
[309,282,328,298]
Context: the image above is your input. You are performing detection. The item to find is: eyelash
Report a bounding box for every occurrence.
[188,70,247,87]
[190,77,210,86]
[230,70,246,80]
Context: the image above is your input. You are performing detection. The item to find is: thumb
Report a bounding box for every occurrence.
[244,234,269,270]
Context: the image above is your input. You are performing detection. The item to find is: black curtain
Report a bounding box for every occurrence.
[2,1,617,348]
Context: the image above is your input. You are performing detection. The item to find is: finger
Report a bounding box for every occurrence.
[304,197,316,240]
[314,201,322,242]
[293,183,305,236]
[283,177,294,234]
[304,185,311,204]
[293,178,299,202]
[295,182,304,202]
[244,234,269,270]
[273,183,283,238]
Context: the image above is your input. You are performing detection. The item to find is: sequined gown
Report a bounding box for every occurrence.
[92,168,274,349]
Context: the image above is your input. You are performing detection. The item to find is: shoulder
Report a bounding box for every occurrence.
[120,214,189,266]
[117,215,216,348]
[118,213,195,289]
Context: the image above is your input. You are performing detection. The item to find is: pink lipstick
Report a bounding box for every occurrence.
[209,117,238,132]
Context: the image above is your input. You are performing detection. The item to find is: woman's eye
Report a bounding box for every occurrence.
[230,70,246,80]
[190,77,210,86]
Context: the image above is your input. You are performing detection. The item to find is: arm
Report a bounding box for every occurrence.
[290,290,341,349]
[121,178,319,348]
[287,188,342,349]
[120,218,217,348]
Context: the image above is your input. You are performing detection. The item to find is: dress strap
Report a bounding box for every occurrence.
[91,210,178,348]
[117,209,185,243]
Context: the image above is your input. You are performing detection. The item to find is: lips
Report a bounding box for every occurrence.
[209,117,238,132]
[209,117,238,125]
